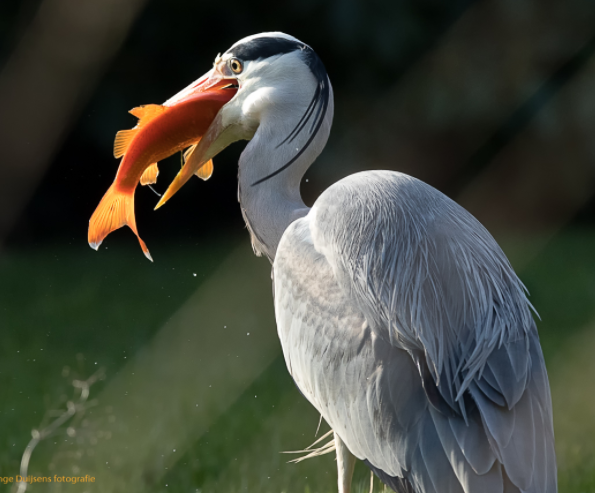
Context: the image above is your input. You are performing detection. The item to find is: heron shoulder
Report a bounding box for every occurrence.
[275,170,555,492]
[302,169,536,404]
[310,170,469,243]
[307,169,494,280]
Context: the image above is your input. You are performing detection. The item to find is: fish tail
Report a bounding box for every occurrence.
[88,184,153,261]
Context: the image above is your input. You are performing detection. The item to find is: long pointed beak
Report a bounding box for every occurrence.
[164,68,236,106]
[150,69,238,211]
[155,66,242,210]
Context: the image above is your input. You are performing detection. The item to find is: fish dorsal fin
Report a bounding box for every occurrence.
[114,129,137,158]
[113,105,167,158]
[140,163,159,186]
[195,159,214,181]
[129,104,167,126]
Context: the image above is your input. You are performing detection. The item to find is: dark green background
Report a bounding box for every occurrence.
[1,0,595,491]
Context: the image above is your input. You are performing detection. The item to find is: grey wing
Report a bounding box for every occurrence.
[275,170,556,493]
[275,218,434,492]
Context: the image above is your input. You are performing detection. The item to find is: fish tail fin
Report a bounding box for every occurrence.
[88,184,153,261]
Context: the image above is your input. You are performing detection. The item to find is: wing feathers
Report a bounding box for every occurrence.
[448,412,497,475]
[310,172,537,416]
[470,384,516,451]
[473,378,507,407]
[431,407,503,493]
[420,412,465,493]
[275,173,557,493]
[532,398,548,493]
[485,353,519,410]
[411,447,439,493]
[471,372,554,492]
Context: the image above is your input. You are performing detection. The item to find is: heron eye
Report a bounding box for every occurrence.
[229,58,243,74]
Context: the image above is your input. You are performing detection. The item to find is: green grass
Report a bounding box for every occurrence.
[1,229,595,492]
[0,237,236,477]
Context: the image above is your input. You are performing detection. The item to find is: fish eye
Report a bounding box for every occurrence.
[229,58,243,74]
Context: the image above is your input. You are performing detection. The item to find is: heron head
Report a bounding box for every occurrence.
[156,32,332,208]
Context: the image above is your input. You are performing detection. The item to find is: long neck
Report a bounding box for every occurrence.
[238,133,310,263]
[237,79,334,262]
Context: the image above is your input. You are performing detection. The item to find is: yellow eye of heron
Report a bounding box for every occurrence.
[229,58,243,74]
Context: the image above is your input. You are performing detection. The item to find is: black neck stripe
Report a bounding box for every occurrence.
[224,35,330,186]
[250,45,330,186]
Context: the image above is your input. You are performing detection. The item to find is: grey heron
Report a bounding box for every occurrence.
[156,32,559,492]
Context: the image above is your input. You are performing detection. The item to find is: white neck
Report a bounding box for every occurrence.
[238,135,310,263]
[237,88,333,262]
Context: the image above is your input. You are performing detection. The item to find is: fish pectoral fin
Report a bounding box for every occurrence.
[129,104,167,126]
[184,143,213,181]
[195,159,214,181]
[140,163,159,186]
[114,129,138,158]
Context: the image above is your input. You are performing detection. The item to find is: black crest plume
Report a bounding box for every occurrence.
[226,36,330,186]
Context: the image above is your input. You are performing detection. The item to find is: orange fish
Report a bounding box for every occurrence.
[88,75,238,260]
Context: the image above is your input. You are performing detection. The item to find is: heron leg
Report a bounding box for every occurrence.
[335,432,356,493]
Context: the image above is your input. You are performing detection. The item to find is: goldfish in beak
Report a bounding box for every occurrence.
[87,69,238,261]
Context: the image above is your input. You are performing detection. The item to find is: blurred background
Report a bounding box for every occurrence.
[1,0,595,491]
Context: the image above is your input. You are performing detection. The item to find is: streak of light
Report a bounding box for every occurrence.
[49,244,278,492]
[0,0,147,249]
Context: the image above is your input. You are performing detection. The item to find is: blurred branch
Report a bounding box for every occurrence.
[47,244,279,493]
[0,0,147,248]
[16,367,105,493]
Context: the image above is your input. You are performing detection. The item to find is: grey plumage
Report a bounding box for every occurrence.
[274,172,556,492]
[182,32,557,493]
